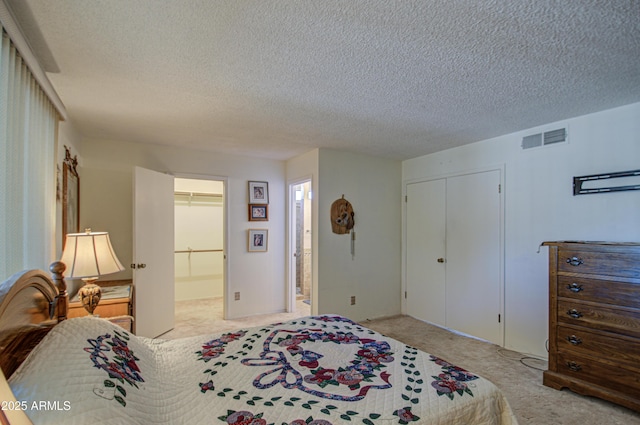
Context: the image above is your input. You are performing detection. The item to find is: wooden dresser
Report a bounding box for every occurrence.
[543,241,640,412]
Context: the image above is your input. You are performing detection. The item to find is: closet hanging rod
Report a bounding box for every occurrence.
[174,249,223,254]
[174,191,223,197]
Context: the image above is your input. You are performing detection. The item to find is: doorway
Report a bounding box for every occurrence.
[290,180,312,313]
[174,177,226,319]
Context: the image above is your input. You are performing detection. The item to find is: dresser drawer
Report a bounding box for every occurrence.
[557,299,640,338]
[556,351,640,398]
[556,325,640,370]
[558,276,640,308]
[558,250,640,278]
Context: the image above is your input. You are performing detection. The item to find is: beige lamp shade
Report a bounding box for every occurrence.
[61,230,125,279]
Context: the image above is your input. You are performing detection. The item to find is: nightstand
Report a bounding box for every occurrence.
[68,282,133,332]
[105,315,134,332]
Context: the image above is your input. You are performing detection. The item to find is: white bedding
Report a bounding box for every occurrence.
[9,315,518,424]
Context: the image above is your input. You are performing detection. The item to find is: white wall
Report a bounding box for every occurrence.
[286,148,403,322]
[317,149,402,321]
[80,138,286,319]
[403,102,640,357]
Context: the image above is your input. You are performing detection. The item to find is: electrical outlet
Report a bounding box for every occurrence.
[234,292,240,301]
[350,296,356,305]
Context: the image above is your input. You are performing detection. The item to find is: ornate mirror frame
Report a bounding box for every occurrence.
[62,146,79,243]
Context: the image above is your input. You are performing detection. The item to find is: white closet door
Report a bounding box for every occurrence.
[445,170,502,345]
[133,167,175,338]
[406,179,447,326]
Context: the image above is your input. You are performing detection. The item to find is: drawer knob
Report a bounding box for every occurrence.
[566,309,583,319]
[566,335,582,345]
[566,257,584,266]
[566,361,582,372]
[567,283,584,292]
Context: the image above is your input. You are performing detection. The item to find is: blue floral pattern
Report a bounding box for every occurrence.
[196,330,247,393]
[85,330,143,407]
[191,316,511,424]
[241,324,393,402]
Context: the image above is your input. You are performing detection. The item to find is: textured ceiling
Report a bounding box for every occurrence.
[8,0,640,160]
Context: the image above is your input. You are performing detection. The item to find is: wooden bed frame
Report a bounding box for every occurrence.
[0,263,69,425]
[0,262,68,377]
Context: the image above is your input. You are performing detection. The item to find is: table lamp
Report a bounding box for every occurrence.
[60,229,125,315]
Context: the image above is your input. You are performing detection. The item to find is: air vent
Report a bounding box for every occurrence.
[522,133,542,149]
[543,128,566,145]
[522,127,567,150]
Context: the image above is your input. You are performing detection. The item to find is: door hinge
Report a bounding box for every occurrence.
[405,195,408,203]
[404,291,407,299]
[498,314,501,323]
[498,184,501,194]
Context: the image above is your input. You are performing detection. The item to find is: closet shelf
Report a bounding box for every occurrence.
[175,191,222,197]
[175,249,223,253]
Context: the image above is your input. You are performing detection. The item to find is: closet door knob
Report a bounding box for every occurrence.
[437,258,445,263]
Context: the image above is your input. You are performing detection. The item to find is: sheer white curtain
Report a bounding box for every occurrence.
[0,28,58,278]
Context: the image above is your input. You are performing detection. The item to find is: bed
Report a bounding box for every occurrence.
[1,266,518,425]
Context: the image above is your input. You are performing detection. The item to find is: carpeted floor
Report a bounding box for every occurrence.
[161,297,312,339]
[162,298,640,425]
[363,315,640,425]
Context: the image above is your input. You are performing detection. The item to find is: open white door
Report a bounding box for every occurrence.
[133,167,175,338]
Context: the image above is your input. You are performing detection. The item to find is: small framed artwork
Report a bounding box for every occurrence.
[249,204,268,221]
[248,229,268,252]
[248,181,269,204]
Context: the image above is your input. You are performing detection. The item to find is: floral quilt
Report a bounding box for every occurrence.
[9,315,517,424]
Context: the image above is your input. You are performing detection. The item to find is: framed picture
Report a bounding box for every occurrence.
[248,181,269,204]
[248,229,268,252]
[249,204,268,221]
[62,147,79,243]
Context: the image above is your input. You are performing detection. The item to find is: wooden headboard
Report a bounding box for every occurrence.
[0,262,69,378]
